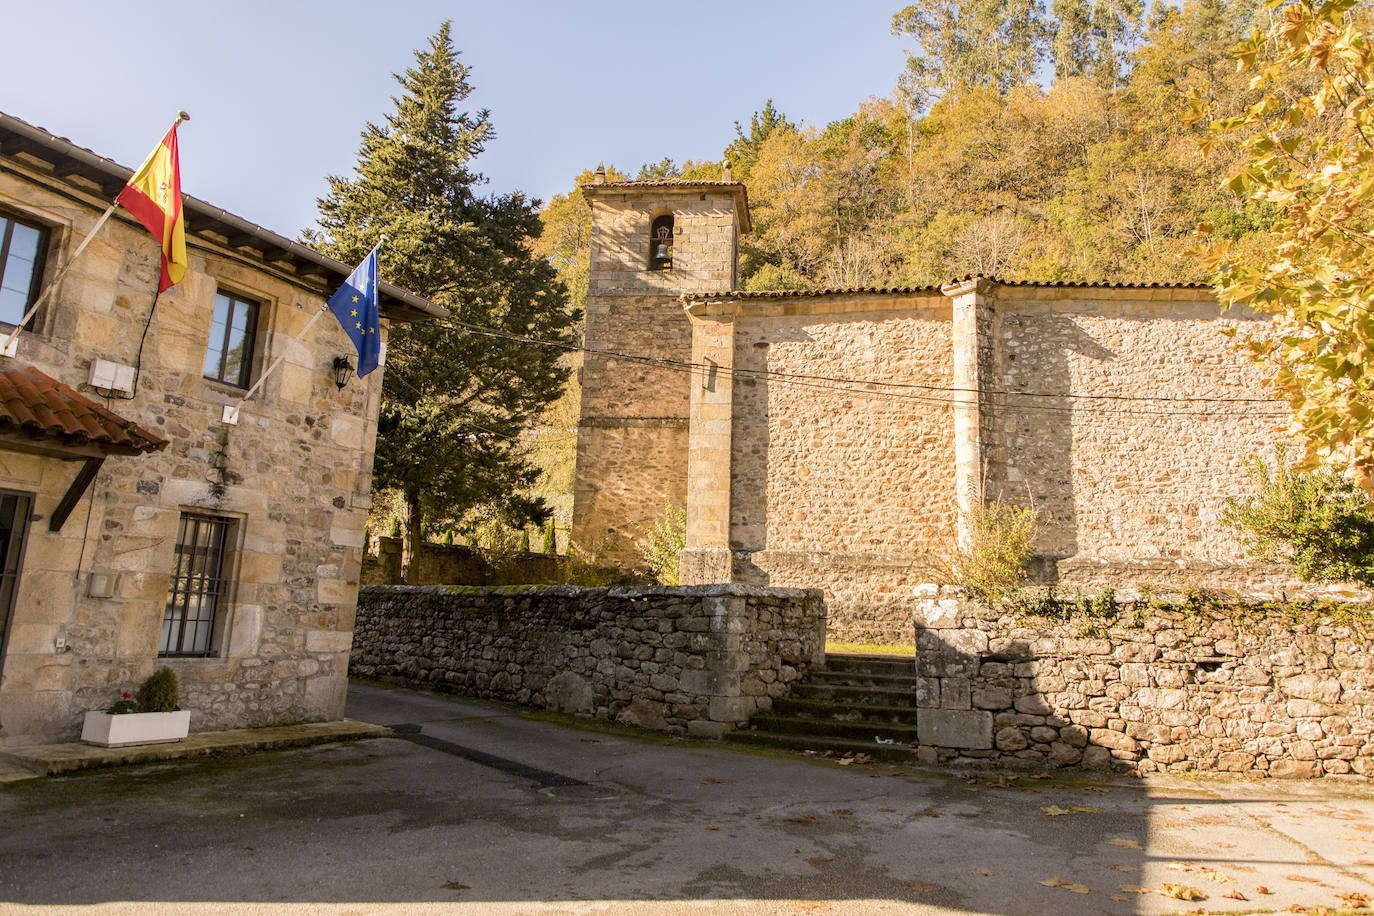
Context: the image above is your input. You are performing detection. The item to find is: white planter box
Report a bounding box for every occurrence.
[80,710,191,747]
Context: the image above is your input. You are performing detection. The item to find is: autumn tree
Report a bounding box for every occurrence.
[309,22,577,554]
[1196,0,1374,487]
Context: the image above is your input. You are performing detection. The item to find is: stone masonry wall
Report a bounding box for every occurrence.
[572,185,743,565]
[993,287,1297,591]
[351,584,825,735]
[914,588,1374,777]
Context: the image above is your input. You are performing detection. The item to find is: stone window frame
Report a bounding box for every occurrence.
[202,288,261,389]
[159,510,245,658]
[0,204,60,335]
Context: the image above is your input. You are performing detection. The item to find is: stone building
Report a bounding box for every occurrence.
[0,112,445,744]
[572,177,1294,641]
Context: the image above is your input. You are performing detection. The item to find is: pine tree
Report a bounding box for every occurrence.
[309,22,577,556]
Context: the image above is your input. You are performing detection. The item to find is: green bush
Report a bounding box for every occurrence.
[1225,450,1374,588]
[518,528,531,553]
[953,497,1044,596]
[388,517,401,538]
[637,503,687,585]
[136,667,179,713]
[542,522,556,555]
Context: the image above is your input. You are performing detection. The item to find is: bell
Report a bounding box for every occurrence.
[655,241,670,261]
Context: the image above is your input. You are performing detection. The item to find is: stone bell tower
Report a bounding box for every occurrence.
[571,169,750,563]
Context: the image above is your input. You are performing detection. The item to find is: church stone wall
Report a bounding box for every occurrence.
[992,287,1298,592]
[721,296,958,643]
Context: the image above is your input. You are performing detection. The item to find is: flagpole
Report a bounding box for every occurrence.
[222,235,387,426]
[2,111,190,359]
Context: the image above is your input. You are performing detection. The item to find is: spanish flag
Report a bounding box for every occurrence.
[117,122,187,292]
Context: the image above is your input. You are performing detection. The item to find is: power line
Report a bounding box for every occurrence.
[435,317,1291,420]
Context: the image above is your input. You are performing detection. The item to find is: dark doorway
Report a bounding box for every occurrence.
[0,490,33,683]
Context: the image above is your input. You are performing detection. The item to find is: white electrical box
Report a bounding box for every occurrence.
[88,359,136,395]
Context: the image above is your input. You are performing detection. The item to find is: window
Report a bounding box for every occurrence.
[649,214,673,270]
[204,291,258,387]
[0,214,49,327]
[161,513,235,657]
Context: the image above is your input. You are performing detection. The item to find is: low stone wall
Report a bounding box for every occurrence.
[351,584,826,735]
[915,588,1374,777]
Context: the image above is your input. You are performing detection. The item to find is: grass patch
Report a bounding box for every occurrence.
[825,640,915,657]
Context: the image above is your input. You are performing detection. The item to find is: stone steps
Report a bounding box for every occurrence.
[726,652,922,761]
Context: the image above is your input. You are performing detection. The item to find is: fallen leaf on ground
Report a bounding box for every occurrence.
[1229,864,1256,873]
[1158,884,1206,901]
[1340,834,1360,841]
[806,857,831,868]
[1337,891,1372,908]
[1039,877,1090,893]
[906,882,938,893]
[1119,884,1149,894]
[1084,786,1109,793]
[442,881,470,890]
[1108,893,1130,902]
[969,868,995,876]
[1041,806,1072,816]
[1031,771,1051,779]
[1255,886,1272,894]
[879,807,896,813]
[1284,874,1327,885]
[1069,806,1100,813]
[1167,862,1194,872]
[1196,867,1235,884]
[1109,864,1137,872]
[1222,889,1247,900]
[832,809,853,816]
[707,826,719,831]
[1106,838,1143,849]
[915,808,941,818]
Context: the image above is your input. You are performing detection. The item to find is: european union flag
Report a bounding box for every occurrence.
[326,248,381,377]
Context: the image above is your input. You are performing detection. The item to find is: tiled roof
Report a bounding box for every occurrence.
[0,365,166,454]
[686,276,1213,301]
[689,285,941,300]
[588,179,746,189]
[943,274,1212,290]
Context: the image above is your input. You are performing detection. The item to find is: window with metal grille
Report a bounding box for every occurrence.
[203,291,258,387]
[161,513,234,657]
[0,213,49,328]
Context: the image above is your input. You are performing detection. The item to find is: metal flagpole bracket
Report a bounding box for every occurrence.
[1,336,16,358]
[222,404,240,425]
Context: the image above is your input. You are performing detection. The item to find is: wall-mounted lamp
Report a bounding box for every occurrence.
[332,356,354,391]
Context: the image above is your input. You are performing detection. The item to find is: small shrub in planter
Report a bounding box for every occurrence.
[81,667,190,747]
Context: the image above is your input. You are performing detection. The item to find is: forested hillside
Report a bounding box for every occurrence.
[537,0,1287,296]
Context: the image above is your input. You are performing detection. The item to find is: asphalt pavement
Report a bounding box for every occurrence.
[0,682,1372,915]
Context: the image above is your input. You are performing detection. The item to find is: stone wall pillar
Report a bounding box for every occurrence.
[943,278,1001,549]
[680,306,738,584]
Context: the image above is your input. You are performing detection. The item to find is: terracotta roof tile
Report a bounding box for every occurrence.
[0,365,166,454]
[586,179,746,190]
[689,285,940,300]
[686,276,1213,301]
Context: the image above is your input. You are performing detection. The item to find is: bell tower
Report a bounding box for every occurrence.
[571,171,749,563]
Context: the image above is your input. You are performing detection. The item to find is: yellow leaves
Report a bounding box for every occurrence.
[1040,877,1090,893]
[1106,837,1143,849]
[1040,805,1099,816]
[1159,883,1207,901]
[1337,891,1372,907]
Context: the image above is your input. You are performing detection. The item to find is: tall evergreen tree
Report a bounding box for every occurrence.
[309,21,577,554]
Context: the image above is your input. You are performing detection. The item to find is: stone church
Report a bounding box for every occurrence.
[571,174,1294,642]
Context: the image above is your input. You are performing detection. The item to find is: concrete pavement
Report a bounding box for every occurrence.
[0,681,1371,914]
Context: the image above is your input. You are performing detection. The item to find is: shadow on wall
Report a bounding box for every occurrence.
[996,313,1116,585]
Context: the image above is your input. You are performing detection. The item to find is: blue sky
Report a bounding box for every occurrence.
[3,0,908,238]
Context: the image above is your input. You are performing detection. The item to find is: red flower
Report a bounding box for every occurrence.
[121,691,132,699]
